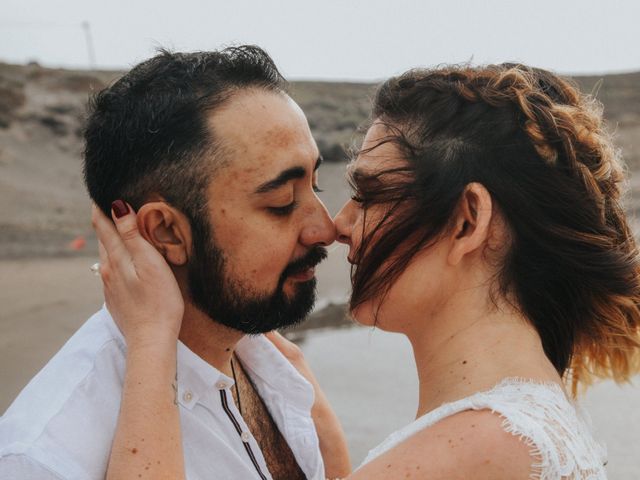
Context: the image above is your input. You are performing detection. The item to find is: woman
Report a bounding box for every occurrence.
[94,63,640,479]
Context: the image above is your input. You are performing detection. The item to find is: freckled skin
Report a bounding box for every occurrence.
[205,89,334,300]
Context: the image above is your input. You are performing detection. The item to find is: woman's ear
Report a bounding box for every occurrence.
[447,183,492,266]
[136,202,192,266]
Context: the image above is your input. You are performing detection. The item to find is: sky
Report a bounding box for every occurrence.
[2,0,640,81]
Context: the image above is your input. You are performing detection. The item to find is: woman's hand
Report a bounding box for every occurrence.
[266,331,352,479]
[92,201,184,347]
[94,200,186,480]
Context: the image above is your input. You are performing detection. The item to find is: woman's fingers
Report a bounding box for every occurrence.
[98,240,109,279]
[109,200,153,261]
[264,331,287,350]
[265,331,304,362]
[92,204,128,265]
[98,240,108,265]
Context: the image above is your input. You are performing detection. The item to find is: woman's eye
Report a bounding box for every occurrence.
[268,201,298,216]
[350,189,366,204]
[313,185,324,193]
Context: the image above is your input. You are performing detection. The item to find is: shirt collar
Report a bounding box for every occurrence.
[235,334,314,412]
[175,341,233,410]
[99,305,233,410]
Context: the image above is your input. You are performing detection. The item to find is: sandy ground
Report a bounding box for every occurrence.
[1,254,639,478]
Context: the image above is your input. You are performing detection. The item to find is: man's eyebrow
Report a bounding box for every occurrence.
[254,155,323,194]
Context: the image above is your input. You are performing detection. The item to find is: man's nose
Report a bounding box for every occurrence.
[300,199,336,247]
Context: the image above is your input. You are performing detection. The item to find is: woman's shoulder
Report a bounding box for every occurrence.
[357,378,607,480]
[474,378,608,479]
[352,408,533,480]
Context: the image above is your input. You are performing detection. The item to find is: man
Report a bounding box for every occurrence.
[0,46,347,479]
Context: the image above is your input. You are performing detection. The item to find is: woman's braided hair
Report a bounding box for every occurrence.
[351,63,640,393]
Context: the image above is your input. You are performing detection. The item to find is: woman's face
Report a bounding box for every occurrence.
[334,122,452,332]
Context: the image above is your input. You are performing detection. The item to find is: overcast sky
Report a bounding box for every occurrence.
[2,0,640,81]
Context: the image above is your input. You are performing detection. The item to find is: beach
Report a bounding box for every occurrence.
[1,62,639,477]
[2,252,640,478]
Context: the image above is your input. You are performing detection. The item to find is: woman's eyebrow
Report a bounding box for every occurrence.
[349,169,382,188]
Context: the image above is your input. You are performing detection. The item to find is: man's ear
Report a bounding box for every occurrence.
[136,201,192,266]
[447,183,492,266]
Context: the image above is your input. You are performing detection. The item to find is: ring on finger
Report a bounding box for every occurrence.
[90,262,100,276]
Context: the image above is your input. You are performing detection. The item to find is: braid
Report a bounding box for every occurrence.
[476,66,639,390]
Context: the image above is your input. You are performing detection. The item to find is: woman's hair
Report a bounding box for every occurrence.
[350,63,640,392]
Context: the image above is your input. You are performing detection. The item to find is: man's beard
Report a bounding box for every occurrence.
[186,219,327,334]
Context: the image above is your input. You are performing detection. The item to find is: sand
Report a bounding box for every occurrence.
[1,62,639,476]
[1,255,639,477]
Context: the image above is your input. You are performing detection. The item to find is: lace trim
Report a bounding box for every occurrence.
[362,377,607,480]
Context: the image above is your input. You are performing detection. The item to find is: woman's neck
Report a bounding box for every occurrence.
[403,289,562,418]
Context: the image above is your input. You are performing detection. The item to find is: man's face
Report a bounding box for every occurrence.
[187,89,336,334]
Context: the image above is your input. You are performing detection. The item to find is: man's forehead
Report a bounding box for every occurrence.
[208,90,319,183]
[211,90,308,144]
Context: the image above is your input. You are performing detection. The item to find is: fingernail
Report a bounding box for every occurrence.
[111,200,130,219]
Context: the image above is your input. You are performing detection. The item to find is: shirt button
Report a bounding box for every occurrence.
[240,431,251,442]
[183,391,193,402]
[216,381,228,390]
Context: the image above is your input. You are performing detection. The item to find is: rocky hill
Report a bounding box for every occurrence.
[0,62,638,258]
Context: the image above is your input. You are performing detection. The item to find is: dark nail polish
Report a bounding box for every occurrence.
[111,200,130,219]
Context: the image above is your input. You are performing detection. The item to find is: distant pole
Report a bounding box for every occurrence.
[81,21,96,70]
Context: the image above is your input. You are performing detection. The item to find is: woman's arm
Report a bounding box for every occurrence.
[92,202,186,480]
[266,332,352,479]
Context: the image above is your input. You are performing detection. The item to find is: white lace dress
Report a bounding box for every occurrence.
[360,378,607,479]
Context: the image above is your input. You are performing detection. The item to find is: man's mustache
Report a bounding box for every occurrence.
[282,246,328,279]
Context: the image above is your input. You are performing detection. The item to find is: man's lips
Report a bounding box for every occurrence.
[288,266,316,282]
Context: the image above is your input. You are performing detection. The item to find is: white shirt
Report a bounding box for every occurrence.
[0,306,325,480]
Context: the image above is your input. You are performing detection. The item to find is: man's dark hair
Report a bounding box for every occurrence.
[83,45,287,224]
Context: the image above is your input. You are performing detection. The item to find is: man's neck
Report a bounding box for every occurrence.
[178,302,245,377]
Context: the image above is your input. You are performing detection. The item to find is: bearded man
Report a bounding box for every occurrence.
[0,46,347,480]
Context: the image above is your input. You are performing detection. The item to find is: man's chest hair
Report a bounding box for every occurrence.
[233,358,306,480]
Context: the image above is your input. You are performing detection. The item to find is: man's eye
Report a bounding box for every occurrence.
[268,201,298,216]
[313,185,323,193]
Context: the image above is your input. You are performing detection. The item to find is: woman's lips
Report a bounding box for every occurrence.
[289,267,316,282]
